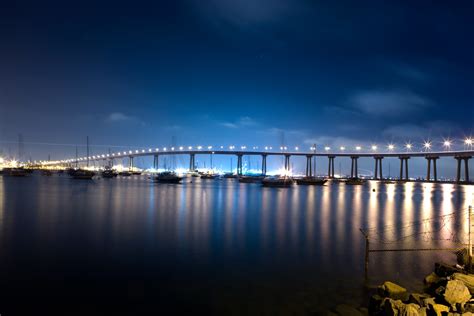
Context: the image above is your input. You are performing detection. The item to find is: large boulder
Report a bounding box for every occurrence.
[399,303,425,316]
[409,293,432,307]
[425,272,444,286]
[427,303,449,316]
[435,263,463,277]
[453,273,474,294]
[382,298,405,316]
[379,281,409,301]
[444,280,471,307]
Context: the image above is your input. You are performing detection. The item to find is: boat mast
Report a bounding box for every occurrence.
[86,136,89,167]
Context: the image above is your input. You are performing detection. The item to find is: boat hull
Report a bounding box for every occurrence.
[295,178,327,185]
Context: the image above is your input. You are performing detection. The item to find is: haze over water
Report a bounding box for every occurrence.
[0,175,472,315]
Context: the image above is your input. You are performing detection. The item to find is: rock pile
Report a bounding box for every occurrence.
[368,263,474,315]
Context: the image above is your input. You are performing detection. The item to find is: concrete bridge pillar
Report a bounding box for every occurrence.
[153,155,159,170]
[455,156,471,183]
[261,154,267,176]
[350,156,359,178]
[398,156,409,181]
[327,156,335,178]
[305,155,313,177]
[374,157,383,180]
[284,154,291,172]
[237,154,243,175]
[425,156,439,181]
[129,156,134,171]
[189,154,195,171]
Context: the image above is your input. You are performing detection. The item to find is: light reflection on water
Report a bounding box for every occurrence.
[0,175,472,314]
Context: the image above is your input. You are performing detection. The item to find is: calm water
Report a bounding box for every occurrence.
[0,174,472,315]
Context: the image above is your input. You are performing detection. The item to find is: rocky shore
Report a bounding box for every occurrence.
[328,261,474,316]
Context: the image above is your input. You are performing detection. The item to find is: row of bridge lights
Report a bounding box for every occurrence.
[47,138,474,164]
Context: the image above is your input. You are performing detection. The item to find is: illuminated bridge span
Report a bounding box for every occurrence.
[47,147,473,183]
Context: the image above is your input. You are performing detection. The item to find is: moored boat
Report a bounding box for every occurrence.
[155,171,182,183]
[119,171,132,177]
[102,169,118,178]
[262,176,294,187]
[200,173,219,179]
[295,177,327,185]
[238,175,265,183]
[71,169,95,180]
[223,172,237,179]
[345,178,365,185]
[2,168,29,177]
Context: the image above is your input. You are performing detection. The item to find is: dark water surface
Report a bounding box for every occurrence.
[0,174,472,315]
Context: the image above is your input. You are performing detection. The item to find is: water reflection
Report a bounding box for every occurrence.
[0,175,472,313]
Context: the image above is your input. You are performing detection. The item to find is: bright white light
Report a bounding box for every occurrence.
[155,148,159,151]
[188,146,193,150]
[371,145,377,151]
[179,146,183,150]
[129,151,132,154]
[295,146,299,150]
[208,146,212,149]
[163,147,167,151]
[220,146,224,149]
[355,146,361,151]
[325,146,330,151]
[443,140,451,148]
[340,146,345,151]
[405,143,412,150]
[280,146,283,150]
[135,150,139,153]
[465,138,473,146]
[423,141,431,149]
[388,144,395,151]
[265,146,268,150]
[197,146,202,150]
[148,148,152,152]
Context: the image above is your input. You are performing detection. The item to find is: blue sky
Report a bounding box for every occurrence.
[0,0,473,166]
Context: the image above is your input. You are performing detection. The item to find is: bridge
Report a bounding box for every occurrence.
[41,145,473,183]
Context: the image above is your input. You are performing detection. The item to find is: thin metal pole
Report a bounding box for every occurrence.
[469,205,472,271]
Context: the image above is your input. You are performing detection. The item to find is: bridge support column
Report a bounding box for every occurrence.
[350,156,359,178]
[455,156,471,183]
[261,154,267,176]
[129,156,134,171]
[153,155,159,170]
[374,157,383,180]
[189,154,195,171]
[305,155,313,177]
[237,154,243,175]
[398,156,410,181]
[284,155,291,172]
[328,156,335,178]
[425,156,439,182]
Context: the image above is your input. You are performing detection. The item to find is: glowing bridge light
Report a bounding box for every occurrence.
[295,146,299,150]
[208,146,212,149]
[443,140,452,149]
[188,146,193,150]
[171,147,175,151]
[388,144,395,151]
[465,138,473,146]
[340,146,345,151]
[371,145,377,151]
[135,150,139,153]
[148,148,152,152]
[197,146,202,150]
[155,148,159,152]
[179,146,183,150]
[129,151,132,154]
[423,141,432,150]
[265,146,268,150]
[220,146,223,149]
[163,147,167,151]
[325,146,330,151]
[355,146,361,151]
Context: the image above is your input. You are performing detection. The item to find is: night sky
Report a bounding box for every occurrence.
[0,1,473,162]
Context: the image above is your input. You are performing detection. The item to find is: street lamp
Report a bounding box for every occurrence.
[443,140,451,150]
[388,144,395,151]
[371,145,377,151]
[423,141,432,151]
